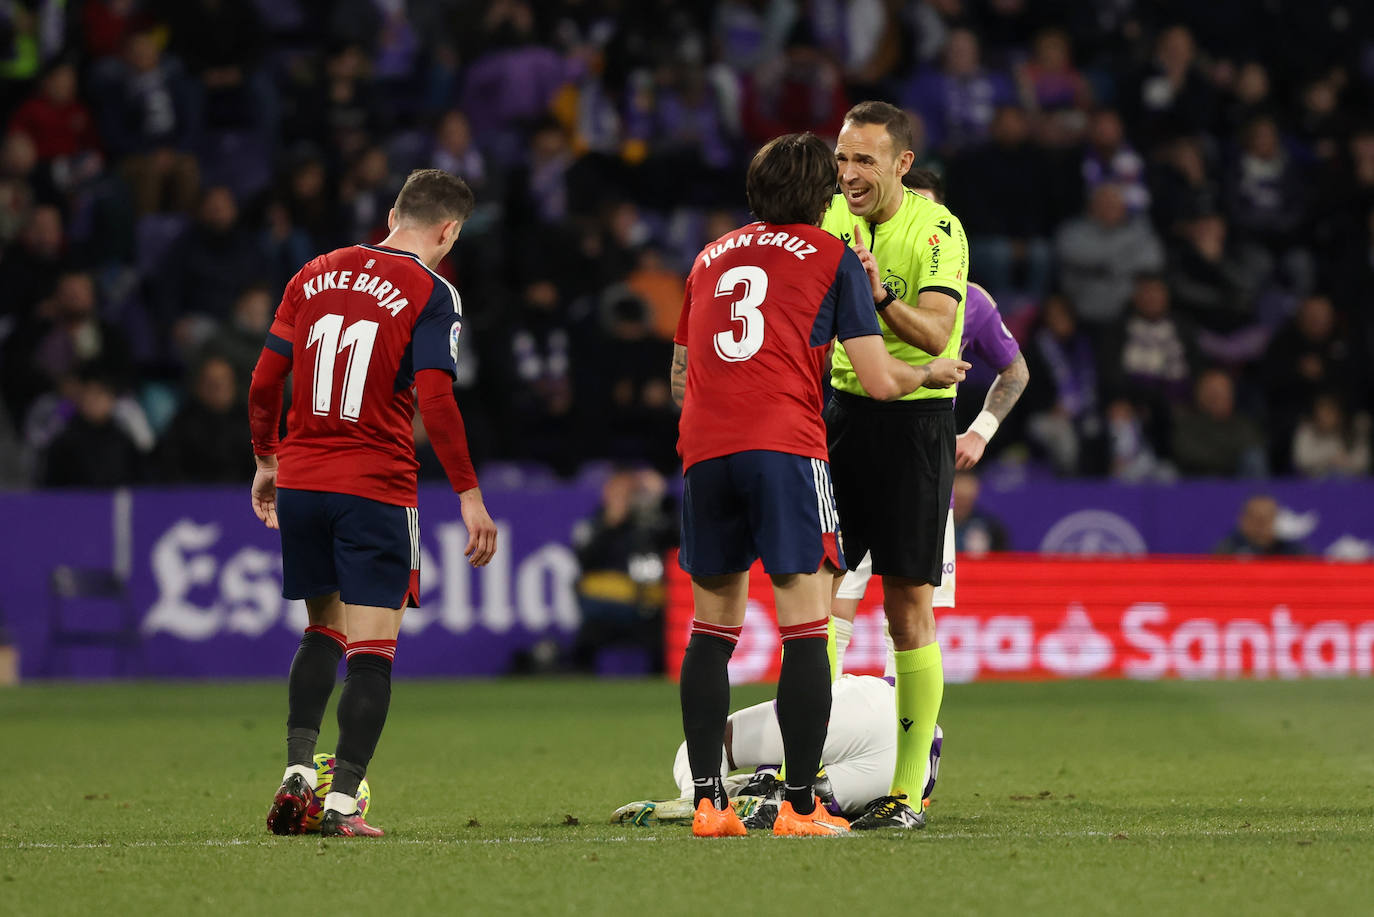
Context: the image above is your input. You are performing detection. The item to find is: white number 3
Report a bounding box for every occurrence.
[712,265,768,362]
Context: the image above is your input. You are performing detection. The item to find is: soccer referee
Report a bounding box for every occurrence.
[821,101,970,830]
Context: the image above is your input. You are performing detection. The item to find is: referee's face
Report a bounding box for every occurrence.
[835,121,906,222]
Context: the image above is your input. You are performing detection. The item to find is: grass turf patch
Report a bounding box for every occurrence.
[2,678,1372,916]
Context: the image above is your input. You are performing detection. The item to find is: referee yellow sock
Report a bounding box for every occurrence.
[891,642,943,801]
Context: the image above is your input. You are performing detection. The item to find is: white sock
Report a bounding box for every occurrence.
[324,791,358,815]
[284,763,317,791]
[882,620,896,678]
[832,617,853,675]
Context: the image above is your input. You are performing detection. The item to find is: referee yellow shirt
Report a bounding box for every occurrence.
[821,189,969,401]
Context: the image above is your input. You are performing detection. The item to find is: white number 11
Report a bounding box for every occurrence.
[306,314,379,422]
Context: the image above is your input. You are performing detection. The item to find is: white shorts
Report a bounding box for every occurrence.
[835,509,956,607]
[673,675,896,815]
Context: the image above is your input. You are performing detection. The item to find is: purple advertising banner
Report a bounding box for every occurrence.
[977,478,1374,559]
[2,478,1372,680]
[0,482,601,680]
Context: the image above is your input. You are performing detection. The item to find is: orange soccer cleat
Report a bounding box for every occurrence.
[691,797,748,837]
[772,800,851,837]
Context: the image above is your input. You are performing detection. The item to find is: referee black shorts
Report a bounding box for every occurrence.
[824,390,956,586]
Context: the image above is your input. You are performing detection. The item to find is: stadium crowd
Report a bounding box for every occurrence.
[1,0,1372,488]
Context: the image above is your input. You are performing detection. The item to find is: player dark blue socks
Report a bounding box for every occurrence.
[680,621,742,809]
[777,618,832,816]
[286,624,346,766]
[331,640,396,800]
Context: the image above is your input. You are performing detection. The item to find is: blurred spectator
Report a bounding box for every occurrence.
[97,29,200,214]
[81,0,153,62]
[1017,27,1089,113]
[741,21,848,144]
[1125,25,1214,144]
[1081,109,1148,215]
[1172,368,1266,478]
[1291,392,1371,479]
[951,471,1007,556]
[156,355,251,483]
[1149,135,1220,239]
[904,28,1016,153]
[1225,116,1309,264]
[1261,294,1364,473]
[430,110,487,196]
[460,1,572,161]
[0,132,39,244]
[7,60,103,193]
[1219,61,1271,139]
[1214,494,1305,556]
[1166,212,1269,334]
[499,278,579,474]
[1055,184,1164,328]
[287,44,384,166]
[258,200,314,293]
[198,285,275,386]
[5,270,132,424]
[625,247,685,341]
[41,370,143,487]
[1105,397,1173,483]
[0,204,64,333]
[163,0,270,133]
[157,186,260,334]
[338,145,395,242]
[947,105,1052,302]
[280,156,337,252]
[1024,294,1102,475]
[1102,275,1198,454]
[569,468,676,672]
[589,288,677,473]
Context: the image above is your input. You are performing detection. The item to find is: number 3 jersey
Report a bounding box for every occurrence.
[674,222,880,471]
[266,243,462,505]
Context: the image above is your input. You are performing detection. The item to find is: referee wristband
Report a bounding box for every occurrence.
[967,410,1000,443]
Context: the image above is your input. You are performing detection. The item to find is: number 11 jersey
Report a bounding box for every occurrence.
[674,221,880,472]
[266,243,462,506]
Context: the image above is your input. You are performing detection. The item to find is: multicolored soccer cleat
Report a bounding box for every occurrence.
[319,808,385,838]
[847,794,926,830]
[691,797,748,837]
[265,773,312,836]
[610,798,698,826]
[772,800,851,836]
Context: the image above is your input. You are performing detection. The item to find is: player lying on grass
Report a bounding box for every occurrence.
[611,675,942,828]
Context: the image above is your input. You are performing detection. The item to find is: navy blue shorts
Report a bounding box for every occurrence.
[680,450,844,576]
[277,488,420,609]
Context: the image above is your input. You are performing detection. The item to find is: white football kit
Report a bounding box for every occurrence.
[672,675,897,815]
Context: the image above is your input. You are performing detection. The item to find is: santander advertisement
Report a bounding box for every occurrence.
[665,555,1374,683]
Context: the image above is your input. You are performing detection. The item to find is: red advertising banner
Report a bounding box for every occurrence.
[664,554,1374,683]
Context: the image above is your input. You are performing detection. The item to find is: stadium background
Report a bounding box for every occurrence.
[2,5,1372,915]
[1,0,1373,681]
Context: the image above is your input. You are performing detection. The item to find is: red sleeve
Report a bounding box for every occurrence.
[416,368,479,493]
[249,348,291,456]
[673,268,694,347]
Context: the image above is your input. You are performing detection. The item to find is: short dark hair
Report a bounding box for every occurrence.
[903,167,945,202]
[844,100,913,156]
[393,169,475,227]
[746,132,837,226]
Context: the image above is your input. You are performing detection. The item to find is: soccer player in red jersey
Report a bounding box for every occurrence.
[250,169,498,838]
[671,133,968,837]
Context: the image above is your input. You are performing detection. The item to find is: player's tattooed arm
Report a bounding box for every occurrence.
[670,344,688,407]
[984,351,1029,423]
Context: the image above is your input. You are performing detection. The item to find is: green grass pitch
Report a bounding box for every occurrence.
[3,677,1373,916]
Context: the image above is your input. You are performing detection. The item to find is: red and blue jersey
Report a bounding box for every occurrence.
[266,243,462,506]
[674,222,880,471]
